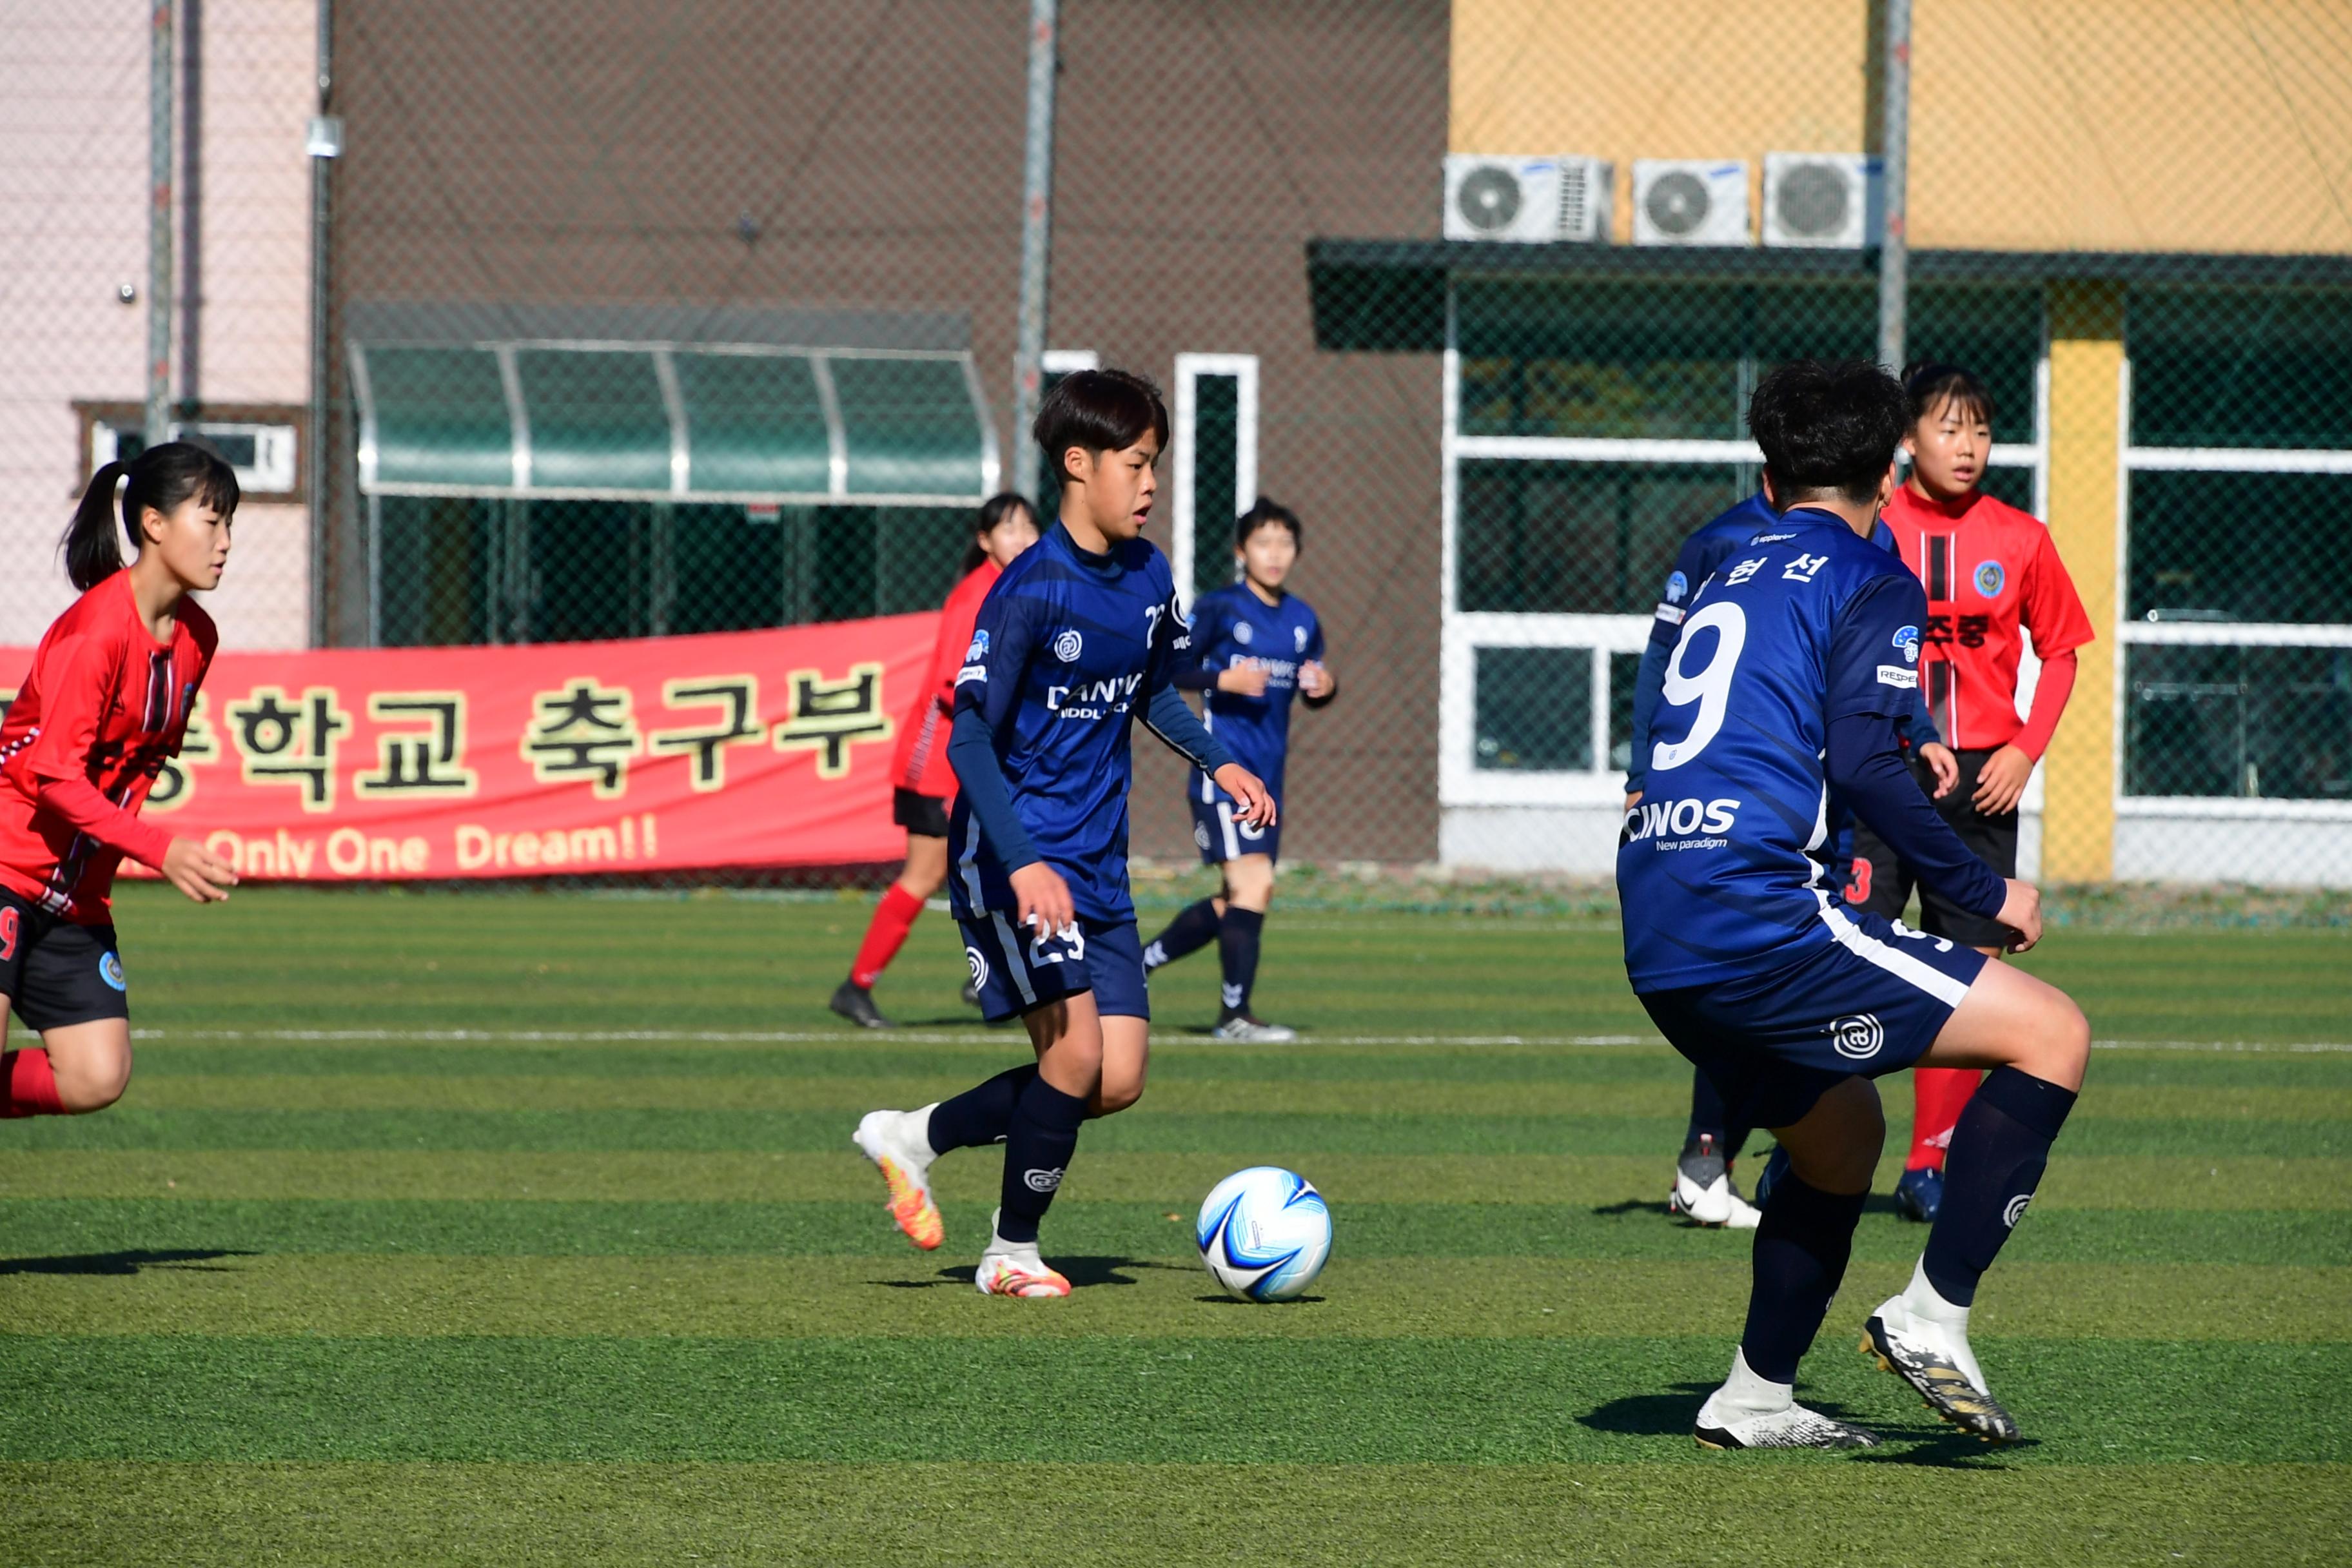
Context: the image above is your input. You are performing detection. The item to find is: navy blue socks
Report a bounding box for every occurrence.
[926,1064,1037,1155]
[1740,1171,1868,1384]
[996,1075,1088,1244]
[1218,906,1264,1016]
[1142,897,1222,972]
[1683,1070,1750,1164]
[1923,1065,2077,1306]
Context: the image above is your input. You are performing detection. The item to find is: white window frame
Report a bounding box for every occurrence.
[1438,282,2046,810]
[1171,353,1259,612]
[2115,351,2352,819]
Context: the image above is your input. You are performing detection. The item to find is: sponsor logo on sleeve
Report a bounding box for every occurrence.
[1664,570,1689,605]
[1876,664,1919,689]
[1974,560,2005,598]
[957,664,988,685]
[965,630,989,661]
[1892,624,1921,664]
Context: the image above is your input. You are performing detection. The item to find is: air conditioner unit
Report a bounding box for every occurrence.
[1631,159,1750,246]
[91,416,299,495]
[1763,152,1883,248]
[1443,155,1614,244]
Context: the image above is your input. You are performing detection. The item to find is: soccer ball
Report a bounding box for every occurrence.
[1195,1166,1332,1302]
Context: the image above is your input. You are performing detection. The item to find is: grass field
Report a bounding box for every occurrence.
[4,884,2348,1565]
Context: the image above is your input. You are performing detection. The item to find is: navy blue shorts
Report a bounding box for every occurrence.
[1638,905,1988,1132]
[957,914,1148,1024]
[1189,778,1280,865]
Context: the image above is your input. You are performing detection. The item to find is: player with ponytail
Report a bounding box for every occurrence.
[1,443,240,1120]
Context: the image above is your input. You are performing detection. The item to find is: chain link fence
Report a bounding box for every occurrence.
[4,0,2348,886]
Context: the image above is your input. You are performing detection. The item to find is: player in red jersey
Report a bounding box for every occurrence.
[1854,365,2095,1220]
[1,444,240,1120]
[830,493,1041,1028]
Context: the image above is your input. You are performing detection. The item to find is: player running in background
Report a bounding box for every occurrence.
[1620,360,2088,1448]
[851,370,1273,1297]
[1628,491,1955,1228]
[1857,364,2093,1222]
[3,444,240,1122]
[830,493,1041,1029]
[1140,498,1336,1043]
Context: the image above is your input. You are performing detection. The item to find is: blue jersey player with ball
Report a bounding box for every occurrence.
[853,370,1275,1298]
[1141,498,1335,1042]
[1618,360,2090,1449]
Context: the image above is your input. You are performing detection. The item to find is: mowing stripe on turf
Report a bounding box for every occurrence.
[5,1460,2344,1568]
[3,1199,2342,1264]
[0,1333,2340,1465]
[4,1254,2340,1343]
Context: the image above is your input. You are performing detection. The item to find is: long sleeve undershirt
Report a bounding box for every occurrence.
[1825,710,2008,921]
[31,775,174,869]
[2010,651,2078,761]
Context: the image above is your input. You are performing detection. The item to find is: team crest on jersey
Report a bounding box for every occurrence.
[99,952,126,992]
[1054,630,1084,662]
[1974,560,2004,598]
[1294,625,1309,653]
[1233,622,1253,646]
[965,629,989,661]
[1892,625,1921,665]
[1664,570,1689,605]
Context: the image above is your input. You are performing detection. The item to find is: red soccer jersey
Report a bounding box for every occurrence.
[0,573,216,923]
[890,560,1001,798]
[1879,485,2095,752]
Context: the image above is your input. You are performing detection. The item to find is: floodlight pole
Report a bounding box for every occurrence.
[1877,0,1911,376]
[147,0,175,448]
[1010,0,1059,463]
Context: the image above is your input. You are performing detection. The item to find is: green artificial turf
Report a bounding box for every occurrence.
[3,885,2347,1564]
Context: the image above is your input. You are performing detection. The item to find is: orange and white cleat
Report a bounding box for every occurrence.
[973,1211,1070,1298]
[853,1107,945,1251]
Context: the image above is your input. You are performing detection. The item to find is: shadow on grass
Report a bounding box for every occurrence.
[1193,1294,1327,1306]
[869,1256,1173,1291]
[1578,1382,1723,1436]
[0,1248,252,1277]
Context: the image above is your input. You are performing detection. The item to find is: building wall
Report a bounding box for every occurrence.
[0,0,317,652]
[1450,0,2352,254]
[325,0,1451,863]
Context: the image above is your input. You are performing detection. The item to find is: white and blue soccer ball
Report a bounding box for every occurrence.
[1196,1166,1331,1302]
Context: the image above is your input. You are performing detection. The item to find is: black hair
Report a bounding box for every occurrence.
[1903,360,1995,430]
[63,440,240,591]
[1032,368,1170,487]
[960,491,1037,573]
[1235,496,1301,550]
[1747,358,1908,505]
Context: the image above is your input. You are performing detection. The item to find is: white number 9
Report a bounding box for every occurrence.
[1651,601,1747,772]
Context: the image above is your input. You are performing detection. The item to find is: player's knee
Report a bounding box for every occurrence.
[51,1049,131,1113]
[2029,992,2092,1090]
[1093,1077,1145,1116]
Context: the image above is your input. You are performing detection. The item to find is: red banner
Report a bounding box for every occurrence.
[1,614,938,881]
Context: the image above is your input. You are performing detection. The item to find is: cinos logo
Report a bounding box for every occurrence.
[1830,1013,1885,1059]
[1622,798,1741,841]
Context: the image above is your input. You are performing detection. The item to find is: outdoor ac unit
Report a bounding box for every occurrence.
[1443,155,1614,244]
[1763,152,1883,248]
[1631,159,1749,246]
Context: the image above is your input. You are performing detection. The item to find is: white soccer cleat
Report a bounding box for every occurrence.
[1212,1015,1297,1043]
[853,1107,944,1251]
[1861,1264,2019,1443]
[973,1210,1070,1298]
[1692,1349,1877,1450]
[1668,1136,1761,1228]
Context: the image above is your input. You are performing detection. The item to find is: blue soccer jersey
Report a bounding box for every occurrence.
[1190,582,1324,798]
[1618,507,1935,991]
[949,522,1190,925]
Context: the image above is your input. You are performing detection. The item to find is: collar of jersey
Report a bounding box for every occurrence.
[1776,505,1853,532]
[1050,520,1121,576]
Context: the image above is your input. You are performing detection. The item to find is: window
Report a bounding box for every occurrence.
[2121,288,2352,804]
[1171,353,1260,608]
[1442,276,2045,808]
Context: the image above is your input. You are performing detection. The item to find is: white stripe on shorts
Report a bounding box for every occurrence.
[1811,889,1973,1008]
[1215,801,1241,860]
[990,912,1038,1007]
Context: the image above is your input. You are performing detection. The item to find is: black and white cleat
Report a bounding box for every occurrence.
[1861,1308,2021,1444]
[1694,1397,1879,1451]
[829,980,894,1030]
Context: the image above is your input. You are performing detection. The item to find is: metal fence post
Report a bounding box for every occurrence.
[1010,0,1059,466]
[1876,0,1910,375]
[147,0,175,448]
